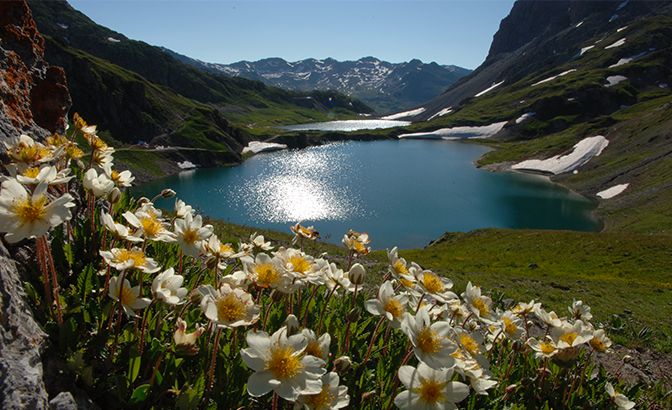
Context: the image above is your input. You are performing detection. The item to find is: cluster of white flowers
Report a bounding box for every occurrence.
[0,115,636,409]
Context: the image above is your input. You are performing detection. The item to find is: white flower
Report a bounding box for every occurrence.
[605,382,635,410]
[5,134,54,164]
[365,280,408,328]
[102,163,135,188]
[415,270,457,303]
[294,372,349,410]
[551,320,593,349]
[461,282,493,319]
[152,267,188,305]
[0,179,74,243]
[174,213,213,257]
[173,317,205,355]
[394,363,470,410]
[14,165,72,186]
[342,229,370,255]
[199,284,259,328]
[324,262,354,294]
[275,247,323,285]
[527,337,558,359]
[241,326,326,400]
[245,253,293,291]
[99,247,161,273]
[123,206,175,242]
[301,329,331,362]
[401,308,456,369]
[100,211,142,242]
[175,199,194,218]
[534,307,563,328]
[569,300,593,321]
[83,168,115,198]
[108,276,151,317]
[290,222,320,242]
[250,232,273,251]
[589,328,613,353]
[512,300,541,317]
[493,310,523,341]
[205,235,236,259]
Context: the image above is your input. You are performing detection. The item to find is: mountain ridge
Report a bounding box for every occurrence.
[162,50,471,113]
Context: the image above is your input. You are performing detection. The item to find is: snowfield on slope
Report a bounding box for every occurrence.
[427,107,454,121]
[605,75,628,87]
[381,107,426,120]
[597,183,629,199]
[474,80,505,97]
[532,69,576,86]
[397,121,507,140]
[242,141,288,155]
[512,136,609,174]
[177,160,197,170]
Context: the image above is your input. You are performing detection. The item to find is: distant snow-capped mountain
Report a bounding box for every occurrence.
[161,50,471,113]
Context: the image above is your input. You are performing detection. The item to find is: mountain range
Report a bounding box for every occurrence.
[162,51,471,114]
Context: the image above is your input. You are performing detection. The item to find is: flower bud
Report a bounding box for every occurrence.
[348,263,366,285]
[161,188,176,198]
[108,187,121,204]
[285,314,300,335]
[136,197,150,207]
[173,318,204,356]
[333,356,352,373]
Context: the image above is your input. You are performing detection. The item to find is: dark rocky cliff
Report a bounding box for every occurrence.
[0,0,70,141]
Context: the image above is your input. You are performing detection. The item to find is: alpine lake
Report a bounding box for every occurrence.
[136,121,599,249]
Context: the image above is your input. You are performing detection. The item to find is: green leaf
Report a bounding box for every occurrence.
[127,347,142,384]
[129,384,150,404]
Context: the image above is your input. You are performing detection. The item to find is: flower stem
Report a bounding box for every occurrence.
[35,237,53,316]
[316,286,338,334]
[301,285,319,326]
[361,317,386,365]
[206,328,223,392]
[41,236,63,324]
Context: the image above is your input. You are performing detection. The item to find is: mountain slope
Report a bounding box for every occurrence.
[164,51,470,113]
[27,0,371,152]
[395,0,672,234]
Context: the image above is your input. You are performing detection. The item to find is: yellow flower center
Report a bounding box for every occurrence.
[560,332,578,346]
[399,277,415,288]
[393,260,408,274]
[22,167,40,178]
[66,145,84,159]
[459,333,479,356]
[303,385,334,409]
[422,272,444,294]
[353,241,368,254]
[266,345,303,380]
[540,341,556,355]
[590,337,607,352]
[219,243,234,255]
[416,327,442,354]
[288,255,311,274]
[383,298,404,319]
[89,136,107,151]
[140,215,162,238]
[255,263,280,287]
[472,297,490,317]
[503,317,518,336]
[216,293,247,323]
[305,339,323,358]
[110,170,121,182]
[182,228,199,245]
[14,196,47,224]
[414,377,446,404]
[116,249,147,267]
[119,284,135,307]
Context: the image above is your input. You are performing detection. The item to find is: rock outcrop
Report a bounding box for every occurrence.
[0,1,72,408]
[0,0,71,142]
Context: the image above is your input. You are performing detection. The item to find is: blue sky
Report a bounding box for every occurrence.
[69,0,515,69]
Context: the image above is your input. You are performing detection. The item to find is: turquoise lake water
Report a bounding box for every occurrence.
[136,140,599,249]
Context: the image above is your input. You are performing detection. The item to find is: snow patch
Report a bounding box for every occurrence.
[605,75,627,87]
[617,26,628,32]
[515,112,535,124]
[398,121,507,140]
[512,136,609,175]
[580,45,595,56]
[57,23,69,29]
[381,107,426,120]
[532,69,577,86]
[616,0,629,11]
[659,83,669,89]
[575,21,584,28]
[177,160,197,170]
[474,80,505,97]
[427,107,453,121]
[242,141,287,155]
[107,37,121,43]
[597,183,629,199]
[605,38,626,49]
[608,51,647,68]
